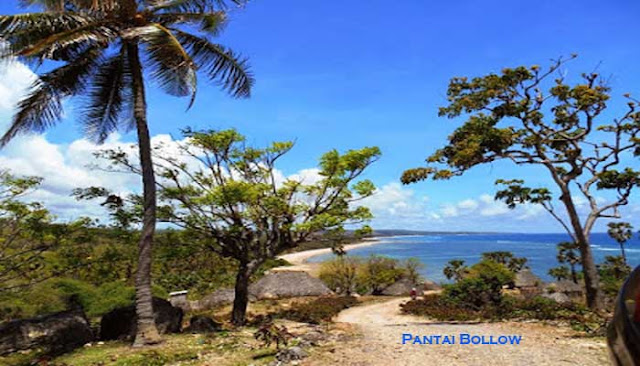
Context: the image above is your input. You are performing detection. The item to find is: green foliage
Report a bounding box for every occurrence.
[548,266,571,281]
[318,256,362,295]
[401,294,596,326]
[556,241,581,283]
[607,222,634,263]
[481,251,528,273]
[358,255,406,295]
[278,296,358,324]
[319,255,422,295]
[443,259,467,281]
[442,259,514,310]
[599,255,631,298]
[0,0,253,146]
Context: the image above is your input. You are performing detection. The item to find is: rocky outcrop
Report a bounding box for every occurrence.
[249,272,332,300]
[542,292,571,304]
[100,297,183,341]
[0,309,93,356]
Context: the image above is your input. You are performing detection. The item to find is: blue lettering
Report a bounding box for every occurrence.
[412,335,423,345]
[402,333,412,345]
[460,333,470,344]
[508,335,522,345]
[471,336,481,344]
[497,336,508,344]
[443,335,454,345]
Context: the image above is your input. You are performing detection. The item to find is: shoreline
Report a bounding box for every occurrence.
[273,237,384,275]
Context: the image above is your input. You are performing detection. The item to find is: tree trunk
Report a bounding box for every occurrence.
[232,261,253,326]
[560,192,604,311]
[620,244,627,265]
[128,43,162,347]
[570,264,578,284]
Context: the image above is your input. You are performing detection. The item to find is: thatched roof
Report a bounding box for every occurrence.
[249,271,332,300]
[381,278,418,296]
[515,269,543,288]
[550,280,583,295]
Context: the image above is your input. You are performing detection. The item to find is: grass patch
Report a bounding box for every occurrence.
[277,296,358,324]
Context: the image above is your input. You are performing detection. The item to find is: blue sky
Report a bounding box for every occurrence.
[0,0,639,232]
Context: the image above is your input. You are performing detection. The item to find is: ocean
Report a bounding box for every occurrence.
[307,233,640,283]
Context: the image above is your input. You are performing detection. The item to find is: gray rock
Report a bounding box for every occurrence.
[542,292,571,304]
[99,297,183,341]
[0,309,93,356]
[276,346,308,362]
[184,315,221,333]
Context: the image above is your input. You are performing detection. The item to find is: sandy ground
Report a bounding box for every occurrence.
[306,298,610,366]
[273,239,382,275]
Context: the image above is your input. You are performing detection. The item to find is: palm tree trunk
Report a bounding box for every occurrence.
[128,43,161,347]
[620,244,627,265]
[570,264,578,284]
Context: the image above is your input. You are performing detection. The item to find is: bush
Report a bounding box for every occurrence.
[402,294,595,324]
[319,257,362,294]
[279,296,358,324]
[359,255,406,294]
[442,259,514,309]
[0,278,169,321]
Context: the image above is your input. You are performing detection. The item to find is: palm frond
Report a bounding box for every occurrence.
[174,30,252,98]
[150,0,247,13]
[82,46,131,143]
[140,23,197,101]
[150,11,227,35]
[0,47,103,146]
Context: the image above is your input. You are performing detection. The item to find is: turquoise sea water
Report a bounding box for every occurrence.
[307,233,640,283]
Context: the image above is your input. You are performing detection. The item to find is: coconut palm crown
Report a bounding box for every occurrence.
[0,0,254,346]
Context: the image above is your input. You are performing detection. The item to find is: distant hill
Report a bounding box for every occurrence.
[371,229,498,236]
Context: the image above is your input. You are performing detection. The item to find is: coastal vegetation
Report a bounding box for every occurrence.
[402,56,640,311]
[0,0,254,346]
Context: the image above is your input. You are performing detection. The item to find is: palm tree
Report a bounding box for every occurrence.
[0,0,253,346]
[607,222,633,265]
[557,242,580,284]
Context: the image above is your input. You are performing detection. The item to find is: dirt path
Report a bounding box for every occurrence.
[307,298,610,366]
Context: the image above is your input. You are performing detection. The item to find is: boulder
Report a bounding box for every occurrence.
[423,280,442,291]
[381,278,418,296]
[275,346,308,363]
[249,272,332,300]
[0,309,93,356]
[542,292,571,304]
[100,297,183,341]
[184,315,221,334]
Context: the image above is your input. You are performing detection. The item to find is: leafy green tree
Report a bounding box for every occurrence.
[358,255,406,295]
[599,255,631,281]
[402,56,640,310]
[444,259,514,309]
[443,259,467,281]
[548,266,571,282]
[318,256,362,295]
[607,222,633,264]
[481,251,528,273]
[0,0,254,345]
[402,257,425,284]
[82,129,380,325]
[556,241,580,284]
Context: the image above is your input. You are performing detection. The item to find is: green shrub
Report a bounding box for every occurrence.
[442,259,514,310]
[359,255,406,294]
[319,257,362,294]
[279,296,358,324]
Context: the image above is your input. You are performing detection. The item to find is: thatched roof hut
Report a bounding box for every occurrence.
[249,271,332,300]
[515,269,543,288]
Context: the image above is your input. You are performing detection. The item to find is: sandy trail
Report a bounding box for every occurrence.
[308,298,610,366]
